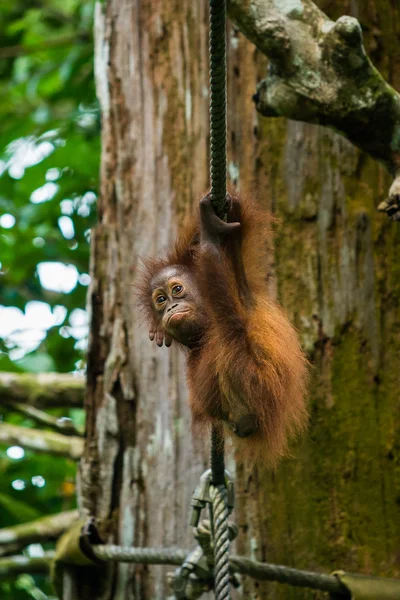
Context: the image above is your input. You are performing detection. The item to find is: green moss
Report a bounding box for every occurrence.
[238,107,400,598]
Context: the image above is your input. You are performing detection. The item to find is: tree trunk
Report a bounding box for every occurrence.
[78,0,400,598]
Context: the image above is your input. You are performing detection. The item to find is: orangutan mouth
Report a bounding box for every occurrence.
[167,310,190,324]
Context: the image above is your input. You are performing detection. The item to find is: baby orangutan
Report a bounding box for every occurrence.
[138,193,308,465]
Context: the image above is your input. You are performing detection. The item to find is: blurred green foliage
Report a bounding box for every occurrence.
[0,0,99,374]
[0,1,98,597]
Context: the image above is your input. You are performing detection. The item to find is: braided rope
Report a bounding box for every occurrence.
[89,544,349,596]
[208,2,230,597]
[210,425,225,485]
[209,0,227,218]
[91,545,187,565]
[228,556,349,595]
[210,484,231,600]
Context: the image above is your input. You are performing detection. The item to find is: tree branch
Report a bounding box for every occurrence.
[0,372,84,408]
[0,510,79,547]
[227,0,400,219]
[3,400,83,436]
[0,423,83,460]
[0,552,54,578]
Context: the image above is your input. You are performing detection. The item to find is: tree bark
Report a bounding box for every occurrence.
[79,0,400,598]
[227,0,400,184]
[79,1,211,598]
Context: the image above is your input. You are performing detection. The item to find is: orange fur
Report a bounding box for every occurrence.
[138,195,308,467]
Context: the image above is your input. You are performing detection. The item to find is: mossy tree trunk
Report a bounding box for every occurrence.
[78,0,400,598]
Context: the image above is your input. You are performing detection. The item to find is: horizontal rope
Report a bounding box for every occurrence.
[91,544,349,597]
[92,545,187,565]
[229,556,349,596]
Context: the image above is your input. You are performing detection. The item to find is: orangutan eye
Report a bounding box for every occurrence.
[155,295,166,305]
[172,284,183,295]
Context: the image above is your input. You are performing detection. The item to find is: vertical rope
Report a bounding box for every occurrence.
[210,424,225,485]
[209,0,227,219]
[208,1,231,598]
[210,484,231,600]
[209,0,227,490]
[210,424,230,599]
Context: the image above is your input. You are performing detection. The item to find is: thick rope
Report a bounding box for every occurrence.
[209,0,227,218]
[208,2,230,597]
[210,424,225,485]
[92,545,187,565]
[210,485,231,599]
[90,545,349,596]
[228,556,349,596]
[208,2,230,598]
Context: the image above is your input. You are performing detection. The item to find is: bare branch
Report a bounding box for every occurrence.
[0,372,84,408]
[0,551,54,578]
[0,423,83,460]
[3,400,83,436]
[227,0,400,219]
[0,510,79,547]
